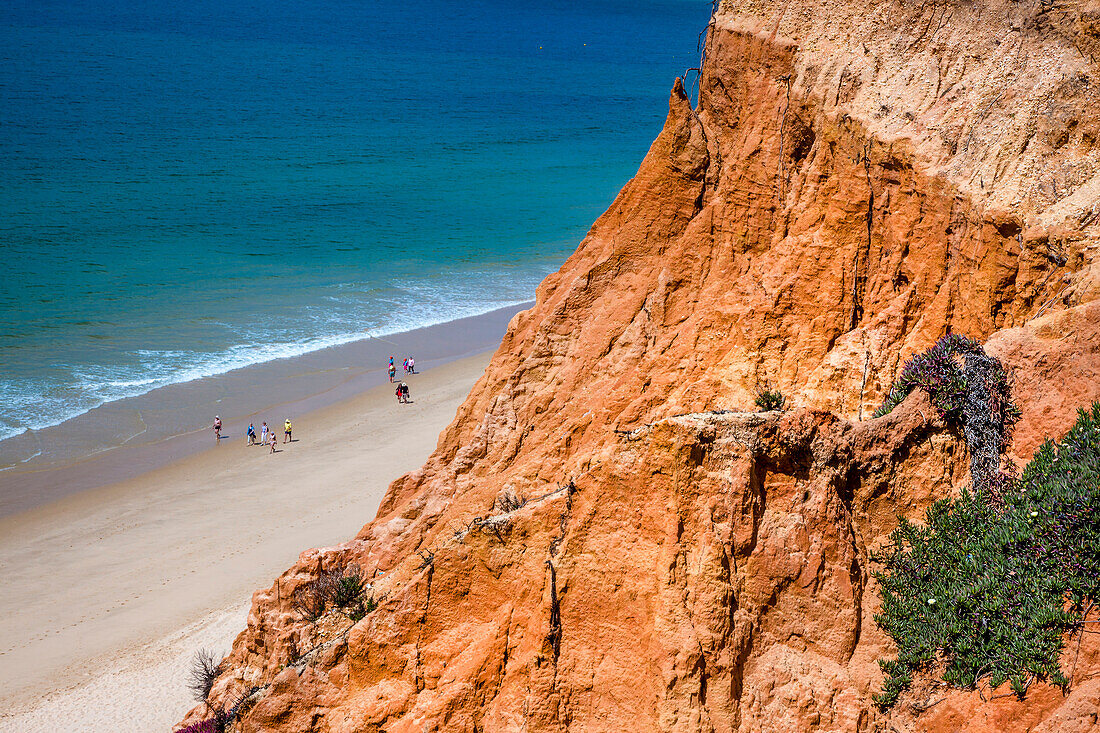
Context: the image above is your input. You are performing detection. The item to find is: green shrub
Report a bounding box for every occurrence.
[348,595,378,623]
[292,564,368,622]
[330,565,366,609]
[873,402,1100,708]
[754,388,785,412]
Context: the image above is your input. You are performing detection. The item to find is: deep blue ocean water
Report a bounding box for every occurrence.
[0,0,705,441]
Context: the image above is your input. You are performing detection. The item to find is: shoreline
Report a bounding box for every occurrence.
[0,348,497,731]
[0,300,537,448]
[0,303,527,518]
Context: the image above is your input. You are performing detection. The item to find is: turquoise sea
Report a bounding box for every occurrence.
[0,0,705,442]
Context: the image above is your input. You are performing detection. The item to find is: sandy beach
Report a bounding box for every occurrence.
[0,349,493,731]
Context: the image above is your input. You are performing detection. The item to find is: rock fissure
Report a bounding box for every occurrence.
[545,560,562,665]
[414,561,434,693]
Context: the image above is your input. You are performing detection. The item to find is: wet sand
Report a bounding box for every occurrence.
[0,343,496,731]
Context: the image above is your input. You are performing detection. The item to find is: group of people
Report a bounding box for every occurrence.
[389,356,414,404]
[387,355,415,382]
[246,419,292,452]
[208,353,416,446]
[212,415,292,454]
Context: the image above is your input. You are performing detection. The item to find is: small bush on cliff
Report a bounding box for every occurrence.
[873,402,1100,709]
[187,649,222,703]
[292,564,372,623]
[330,564,372,621]
[292,579,328,622]
[225,685,262,721]
[754,387,786,412]
[330,564,366,608]
[873,334,985,420]
[348,594,377,623]
[873,334,1019,489]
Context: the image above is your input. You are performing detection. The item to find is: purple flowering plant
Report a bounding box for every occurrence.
[873,334,984,420]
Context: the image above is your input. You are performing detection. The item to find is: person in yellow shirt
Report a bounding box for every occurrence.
[283,418,292,444]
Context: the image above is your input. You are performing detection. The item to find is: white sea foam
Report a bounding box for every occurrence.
[0,426,28,444]
[102,377,161,388]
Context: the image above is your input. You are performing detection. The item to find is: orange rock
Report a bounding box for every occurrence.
[987,300,1100,464]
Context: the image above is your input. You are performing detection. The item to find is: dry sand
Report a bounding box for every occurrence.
[0,351,491,732]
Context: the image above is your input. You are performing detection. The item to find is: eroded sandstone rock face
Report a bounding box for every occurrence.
[181,1,1100,730]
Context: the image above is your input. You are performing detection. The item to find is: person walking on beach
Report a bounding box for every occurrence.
[261,421,269,445]
[270,434,278,453]
[283,418,292,443]
[212,416,222,441]
[408,357,415,373]
[403,357,409,374]
[388,363,397,383]
[400,382,410,403]
[247,423,257,446]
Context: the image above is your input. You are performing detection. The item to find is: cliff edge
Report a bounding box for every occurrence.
[181,1,1100,730]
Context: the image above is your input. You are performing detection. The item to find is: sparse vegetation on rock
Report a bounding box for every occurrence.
[874,334,1019,490]
[753,386,786,412]
[350,593,378,622]
[291,578,328,622]
[874,334,984,420]
[873,402,1100,709]
[177,719,222,733]
[330,563,366,608]
[187,649,222,703]
[292,563,374,623]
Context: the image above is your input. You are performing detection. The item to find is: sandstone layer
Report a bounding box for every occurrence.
[182,1,1100,730]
